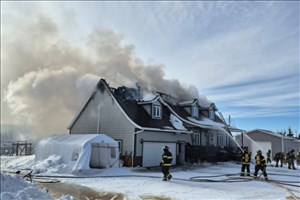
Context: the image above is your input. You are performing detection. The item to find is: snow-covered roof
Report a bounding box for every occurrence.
[178,99,197,106]
[137,95,161,104]
[170,114,187,131]
[247,129,295,140]
[187,117,225,129]
[40,134,118,146]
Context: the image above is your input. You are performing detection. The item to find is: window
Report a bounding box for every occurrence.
[218,135,224,147]
[209,110,215,120]
[191,106,199,117]
[193,133,201,146]
[152,105,161,119]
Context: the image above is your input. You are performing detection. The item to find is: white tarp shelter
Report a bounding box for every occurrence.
[35,134,119,173]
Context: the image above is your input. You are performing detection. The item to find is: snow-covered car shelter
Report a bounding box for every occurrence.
[35,134,119,173]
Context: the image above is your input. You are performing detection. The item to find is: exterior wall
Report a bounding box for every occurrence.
[246,131,300,157]
[247,131,281,158]
[70,89,136,156]
[193,129,231,147]
[206,130,218,146]
[200,110,209,118]
[70,91,101,133]
[284,139,300,153]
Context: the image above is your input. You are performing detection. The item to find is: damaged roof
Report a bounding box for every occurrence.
[69,78,228,132]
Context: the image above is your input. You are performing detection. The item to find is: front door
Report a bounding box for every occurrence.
[90,143,101,168]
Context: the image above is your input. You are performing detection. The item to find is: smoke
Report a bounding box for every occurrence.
[2,9,210,142]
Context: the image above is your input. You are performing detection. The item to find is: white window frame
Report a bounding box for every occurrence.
[194,133,201,146]
[218,135,224,147]
[152,105,161,119]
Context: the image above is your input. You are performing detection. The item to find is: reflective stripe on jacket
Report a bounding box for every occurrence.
[255,154,266,166]
[161,151,173,167]
[242,152,250,164]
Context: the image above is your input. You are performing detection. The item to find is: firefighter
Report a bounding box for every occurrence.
[297,151,300,166]
[287,149,296,170]
[253,150,268,180]
[274,152,284,167]
[266,149,272,164]
[240,147,251,176]
[160,146,173,181]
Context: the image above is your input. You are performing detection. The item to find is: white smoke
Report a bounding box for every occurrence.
[1,8,210,141]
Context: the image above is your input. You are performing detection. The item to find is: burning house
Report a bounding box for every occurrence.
[68,79,242,167]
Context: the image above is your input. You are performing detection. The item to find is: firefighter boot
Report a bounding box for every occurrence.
[167,174,172,181]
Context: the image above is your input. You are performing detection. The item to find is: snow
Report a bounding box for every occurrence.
[170,114,187,130]
[1,155,299,200]
[188,116,225,128]
[1,171,52,200]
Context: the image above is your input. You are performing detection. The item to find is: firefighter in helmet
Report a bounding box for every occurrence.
[266,149,272,164]
[240,147,251,176]
[253,150,268,180]
[287,149,297,170]
[160,146,173,181]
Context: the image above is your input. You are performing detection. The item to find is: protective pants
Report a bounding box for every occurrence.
[253,165,268,180]
[162,166,172,181]
[240,164,250,176]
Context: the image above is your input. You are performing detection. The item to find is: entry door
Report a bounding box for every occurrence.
[90,143,101,168]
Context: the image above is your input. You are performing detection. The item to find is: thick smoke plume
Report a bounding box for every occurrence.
[2,11,209,142]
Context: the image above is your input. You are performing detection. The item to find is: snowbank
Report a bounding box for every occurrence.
[0,172,52,200]
[33,154,67,174]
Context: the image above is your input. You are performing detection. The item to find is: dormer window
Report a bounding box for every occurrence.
[191,106,199,118]
[152,105,161,119]
[209,110,215,120]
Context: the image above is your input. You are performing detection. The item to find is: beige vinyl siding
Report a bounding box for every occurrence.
[70,89,136,155]
[70,91,101,133]
[246,130,300,157]
[135,131,191,157]
[248,131,282,158]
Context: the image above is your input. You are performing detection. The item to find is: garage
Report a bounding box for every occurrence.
[142,142,176,167]
[255,141,272,155]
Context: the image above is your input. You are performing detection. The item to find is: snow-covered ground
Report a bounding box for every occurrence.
[1,155,299,200]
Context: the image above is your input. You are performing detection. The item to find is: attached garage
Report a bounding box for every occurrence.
[36,134,119,173]
[142,142,176,167]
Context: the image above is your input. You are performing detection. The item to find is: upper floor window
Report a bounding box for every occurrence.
[191,106,199,118]
[152,105,161,119]
[209,110,215,120]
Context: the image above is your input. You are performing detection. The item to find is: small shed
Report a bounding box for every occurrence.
[35,134,119,173]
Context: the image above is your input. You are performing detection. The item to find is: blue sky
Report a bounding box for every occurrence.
[1,1,299,135]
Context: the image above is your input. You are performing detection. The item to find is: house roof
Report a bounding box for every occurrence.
[68,78,234,133]
[246,129,295,140]
[104,80,190,132]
